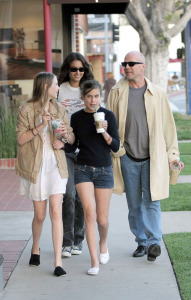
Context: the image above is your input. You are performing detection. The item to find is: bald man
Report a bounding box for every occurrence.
[107,51,184,262]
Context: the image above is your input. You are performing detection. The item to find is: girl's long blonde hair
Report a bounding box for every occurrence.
[27,72,56,111]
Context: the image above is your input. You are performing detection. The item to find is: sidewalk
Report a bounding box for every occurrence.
[0,170,191,300]
[167,88,186,114]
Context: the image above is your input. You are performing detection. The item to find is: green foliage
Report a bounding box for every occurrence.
[0,109,17,158]
[179,155,191,175]
[178,143,191,155]
[178,143,191,175]
[173,113,191,140]
[163,233,191,300]
[161,183,191,211]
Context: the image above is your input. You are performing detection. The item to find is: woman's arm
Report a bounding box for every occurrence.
[52,139,65,150]
[101,111,120,153]
[57,122,75,145]
[59,105,75,145]
[101,122,112,145]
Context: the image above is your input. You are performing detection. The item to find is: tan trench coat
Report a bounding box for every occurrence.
[107,77,180,201]
[15,100,74,183]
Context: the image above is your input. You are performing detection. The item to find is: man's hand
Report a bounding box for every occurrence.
[169,160,184,170]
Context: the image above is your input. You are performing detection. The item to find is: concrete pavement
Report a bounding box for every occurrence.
[168,89,186,114]
[0,170,191,300]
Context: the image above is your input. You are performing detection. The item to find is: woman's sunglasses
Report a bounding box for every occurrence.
[69,67,85,72]
[121,62,143,67]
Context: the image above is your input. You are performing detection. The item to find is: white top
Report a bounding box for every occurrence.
[19,124,67,201]
[58,82,85,122]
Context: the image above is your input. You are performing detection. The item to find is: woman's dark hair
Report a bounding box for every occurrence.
[80,79,102,97]
[57,52,94,86]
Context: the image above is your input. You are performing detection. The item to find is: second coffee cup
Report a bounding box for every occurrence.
[93,112,105,133]
[170,163,180,185]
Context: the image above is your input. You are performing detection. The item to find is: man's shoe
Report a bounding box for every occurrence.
[133,245,146,257]
[61,246,72,258]
[71,244,82,255]
[147,244,161,261]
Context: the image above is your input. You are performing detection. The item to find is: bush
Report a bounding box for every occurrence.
[0,108,17,158]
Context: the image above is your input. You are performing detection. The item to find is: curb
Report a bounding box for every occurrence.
[0,159,16,169]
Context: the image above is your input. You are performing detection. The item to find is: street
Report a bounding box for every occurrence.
[168,90,186,114]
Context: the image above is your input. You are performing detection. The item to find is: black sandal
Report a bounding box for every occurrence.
[54,266,66,277]
[29,249,40,266]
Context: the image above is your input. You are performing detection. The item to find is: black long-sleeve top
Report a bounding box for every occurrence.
[71,107,120,167]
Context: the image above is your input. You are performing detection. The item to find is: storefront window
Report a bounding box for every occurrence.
[0,0,63,158]
[0,0,63,111]
[0,0,45,118]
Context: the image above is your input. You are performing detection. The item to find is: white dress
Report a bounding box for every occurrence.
[20,124,68,201]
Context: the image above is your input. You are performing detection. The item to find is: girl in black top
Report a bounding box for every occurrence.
[71,79,120,275]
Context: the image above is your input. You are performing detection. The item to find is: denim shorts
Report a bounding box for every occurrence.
[74,164,114,189]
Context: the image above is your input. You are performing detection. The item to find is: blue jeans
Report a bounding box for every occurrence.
[62,153,85,247]
[120,154,162,247]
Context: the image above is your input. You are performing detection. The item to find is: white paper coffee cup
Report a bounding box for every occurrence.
[170,168,180,185]
[93,112,105,133]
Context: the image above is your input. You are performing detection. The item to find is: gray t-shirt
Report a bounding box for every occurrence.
[124,84,149,160]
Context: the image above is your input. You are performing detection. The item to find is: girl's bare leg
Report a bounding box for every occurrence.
[76,182,99,268]
[32,200,47,254]
[49,194,63,268]
[95,188,112,254]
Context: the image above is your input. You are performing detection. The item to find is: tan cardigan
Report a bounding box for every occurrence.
[107,77,180,201]
[15,100,74,183]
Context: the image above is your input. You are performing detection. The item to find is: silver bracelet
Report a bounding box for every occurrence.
[62,133,69,143]
[62,138,68,143]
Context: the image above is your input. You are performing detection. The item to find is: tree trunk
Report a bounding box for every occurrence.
[143,46,169,92]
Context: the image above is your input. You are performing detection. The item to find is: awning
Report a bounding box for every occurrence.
[48,0,129,3]
[169,58,183,63]
[47,0,130,13]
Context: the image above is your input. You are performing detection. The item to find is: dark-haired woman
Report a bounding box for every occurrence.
[57,53,94,258]
[15,72,75,277]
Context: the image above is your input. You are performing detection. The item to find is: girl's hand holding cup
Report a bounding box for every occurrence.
[57,122,66,134]
[52,119,69,140]
[58,122,68,140]
[102,120,108,132]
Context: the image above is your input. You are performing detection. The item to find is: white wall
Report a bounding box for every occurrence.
[113,24,140,81]
[168,32,183,74]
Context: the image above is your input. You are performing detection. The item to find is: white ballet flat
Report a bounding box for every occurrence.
[87,267,99,275]
[100,250,110,264]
